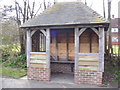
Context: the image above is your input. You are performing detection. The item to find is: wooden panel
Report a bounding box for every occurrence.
[30,52,47,68]
[50,43,56,56]
[78,53,99,71]
[79,29,99,53]
[68,43,74,60]
[92,32,99,53]
[58,43,67,56]
[50,30,75,61]
[80,32,90,53]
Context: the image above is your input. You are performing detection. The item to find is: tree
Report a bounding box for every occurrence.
[108,0,113,55]
[14,0,54,54]
[1,19,19,45]
[103,0,106,18]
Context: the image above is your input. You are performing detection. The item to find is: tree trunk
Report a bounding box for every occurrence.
[108,0,113,56]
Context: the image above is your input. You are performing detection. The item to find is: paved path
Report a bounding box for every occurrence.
[0,74,110,88]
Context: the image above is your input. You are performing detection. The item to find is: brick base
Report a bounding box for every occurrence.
[27,67,50,81]
[51,63,74,73]
[74,70,103,85]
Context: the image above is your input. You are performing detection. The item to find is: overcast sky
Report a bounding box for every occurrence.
[0,0,120,18]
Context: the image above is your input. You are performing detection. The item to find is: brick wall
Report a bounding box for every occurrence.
[74,70,103,85]
[51,63,74,73]
[27,67,50,81]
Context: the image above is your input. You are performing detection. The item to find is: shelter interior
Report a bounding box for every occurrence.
[31,28,99,74]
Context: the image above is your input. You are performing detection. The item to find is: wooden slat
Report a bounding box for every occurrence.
[79,53,99,55]
[30,54,46,55]
[30,56,46,59]
[78,61,98,66]
[30,52,46,54]
[79,66,98,71]
[30,58,46,60]
[30,60,46,64]
[30,63,46,68]
[79,55,99,57]
[79,57,98,61]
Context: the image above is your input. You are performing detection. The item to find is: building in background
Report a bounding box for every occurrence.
[111,15,119,45]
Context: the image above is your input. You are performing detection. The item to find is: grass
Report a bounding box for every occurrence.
[0,65,27,78]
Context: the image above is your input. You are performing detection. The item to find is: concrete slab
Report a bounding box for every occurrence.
[51,72,74,84]
[4,73,109,88]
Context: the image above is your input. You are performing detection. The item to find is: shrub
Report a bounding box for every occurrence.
[15,54,26,68]
[1,44,20,61]
[1,44,26,69]
[114,67,120,82]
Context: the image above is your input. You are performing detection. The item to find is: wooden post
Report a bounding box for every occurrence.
[66,31,69,60]
[55,31,58,60]
[75,27,79,71]
[89,32,92,53]
[105,31,107,53]
[46,28,50,68]
[99,28,105,72]
[26,30,32,67]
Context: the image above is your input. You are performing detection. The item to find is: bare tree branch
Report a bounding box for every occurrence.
[31,0,35,18]
[103,0,106,18]
[34,3,42,17]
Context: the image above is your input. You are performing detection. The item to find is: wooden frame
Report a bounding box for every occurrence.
[74,27,104,72]
[27,26,105,72]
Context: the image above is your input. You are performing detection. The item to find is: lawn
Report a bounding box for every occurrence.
[0,63,26,78]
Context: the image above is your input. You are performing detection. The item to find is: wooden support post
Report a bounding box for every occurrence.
[105,31,107,53]
[78,28,87,36]
[89,32,92,53]
[75,27,79,70]
[31,30,37,37]
[91,28,99,36]
[55,31,58,60]
[46,28,50,68]
[99,28,105,72]
[26,30,32,67]
[66,31,69,60]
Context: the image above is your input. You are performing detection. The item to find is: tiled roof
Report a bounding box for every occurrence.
[21,2,109,28]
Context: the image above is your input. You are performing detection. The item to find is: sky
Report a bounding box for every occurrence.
[0,0,120,18]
